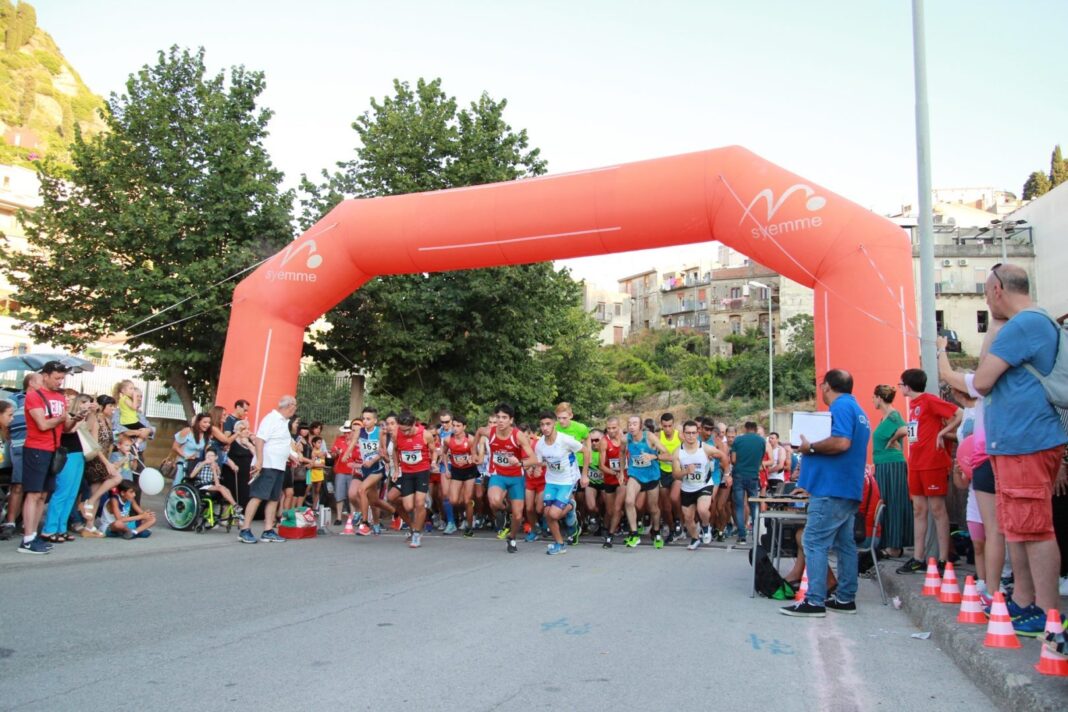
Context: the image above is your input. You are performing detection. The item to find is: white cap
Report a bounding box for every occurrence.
[340,419,353,433]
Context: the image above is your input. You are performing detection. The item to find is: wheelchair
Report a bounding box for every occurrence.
[165,480,239,533]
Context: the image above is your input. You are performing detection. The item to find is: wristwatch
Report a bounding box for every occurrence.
[807,444,816,455]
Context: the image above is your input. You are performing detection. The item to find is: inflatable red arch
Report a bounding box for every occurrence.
[217,146,917,427]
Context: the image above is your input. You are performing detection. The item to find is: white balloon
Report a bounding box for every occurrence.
[139,467,164,496]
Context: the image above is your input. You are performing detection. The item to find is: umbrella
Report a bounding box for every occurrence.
[0,353,96,374]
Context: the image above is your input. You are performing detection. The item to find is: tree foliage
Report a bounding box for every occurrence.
[299,78,602,422]
[0,46,293,417]
[1022,143,1067,199]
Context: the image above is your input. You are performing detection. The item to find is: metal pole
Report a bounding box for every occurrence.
[912,0,939,393]
[768,288,774,432]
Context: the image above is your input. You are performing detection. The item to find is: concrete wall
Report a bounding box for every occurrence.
[1013,181,1068,316]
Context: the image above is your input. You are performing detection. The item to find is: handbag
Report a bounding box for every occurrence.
[76,421,101,459]
[159,455,177,480]
[38,389,69,476]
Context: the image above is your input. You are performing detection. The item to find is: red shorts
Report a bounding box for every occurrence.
[991,446,1063,542]
[525,477,546,494]
[908,467,948,497]
[758,468,768,490]
[430,471,442,485]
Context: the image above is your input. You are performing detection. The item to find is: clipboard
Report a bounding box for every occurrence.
[790,411,832,448]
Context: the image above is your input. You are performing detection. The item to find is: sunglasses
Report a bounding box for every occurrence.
[990,262,1004,290]
[590,438,601,443]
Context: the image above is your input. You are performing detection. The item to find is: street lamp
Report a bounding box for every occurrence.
[748,280,773,432]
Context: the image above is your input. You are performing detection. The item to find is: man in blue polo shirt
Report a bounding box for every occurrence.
[781,368,870,617]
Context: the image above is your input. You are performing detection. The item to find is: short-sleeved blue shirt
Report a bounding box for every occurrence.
[986,309,1068,455]
[798,393,870,501]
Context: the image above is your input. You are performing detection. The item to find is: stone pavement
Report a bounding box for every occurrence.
[880,560,1068,712]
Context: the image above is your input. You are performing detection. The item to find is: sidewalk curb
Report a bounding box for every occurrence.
[879,561,1067,711]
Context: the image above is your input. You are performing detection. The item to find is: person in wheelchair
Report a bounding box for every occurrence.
[188,450,244,525]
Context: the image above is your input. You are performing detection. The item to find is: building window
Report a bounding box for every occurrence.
[729,287,741,299]
[613,303,622,316]
[730,315,742,334]
[977,310,989,334]
[935,310,944,332]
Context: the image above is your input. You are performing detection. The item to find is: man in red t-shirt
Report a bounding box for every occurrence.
[20,361,77,555]
[895,368,962,574]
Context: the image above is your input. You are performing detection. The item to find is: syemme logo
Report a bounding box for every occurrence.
[739,183,826,239]
[265,240,323,282]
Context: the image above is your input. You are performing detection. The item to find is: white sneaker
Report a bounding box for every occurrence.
[1059,575,1068,597]
[701,527,712,545]
[409,532,422,548]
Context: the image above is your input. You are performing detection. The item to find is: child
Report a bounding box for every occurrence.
[101,481,156,538]
[112,380,152,442]
[109,433,137,481]
[188,450,245,523]
[308,435,326,511]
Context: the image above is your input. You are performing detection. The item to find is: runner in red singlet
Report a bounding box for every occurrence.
[392,411,437,548]
[476,403,536,553]
[444,414,480,537]
[523,424,546,543]
[598,417,627,548]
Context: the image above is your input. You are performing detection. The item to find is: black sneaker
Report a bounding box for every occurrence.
[936,560,947,576]
[825,596,857,614]
[895,557,924,574]
[602,536,613,549]
[779,601,826,618]
[507,539,518,554]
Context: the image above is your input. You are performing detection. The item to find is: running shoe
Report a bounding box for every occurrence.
[389,517,401,531]
[260,530,286,543]
[736,537,747,545]
[674,523,683,540]
[568,527,580,546]
[522,521,532,534]
[1012,604,1047,637]
[17,538,50,555]
[546,542,566,556]
[238,529,257,544]
[715,529,725,542]
[497,527,510,540]
[372,523,381,536]
[356,523,372,536]
[409,532,422,548]
[687,538,700,551]
[565,500,578,529]
[637,524,646,536]
[463,527,475,538]
[524,530,537,543]
[701,527,713,545]
[507,539,518,554]
[664,530,676,545]
[0,522,15,540]
[654,534,664,550]
[624,534,640,548]
[895,558,925,574]
[602,536,613,549]
[444,522,458,535]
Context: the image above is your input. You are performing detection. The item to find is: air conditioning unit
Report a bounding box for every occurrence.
[941,259,952,267]
[958,259,968,266]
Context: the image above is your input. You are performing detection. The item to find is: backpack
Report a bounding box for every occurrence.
[1019,307,1068,409]
[749,546,795,600]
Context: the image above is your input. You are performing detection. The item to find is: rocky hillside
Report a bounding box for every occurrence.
[0,1,106,168]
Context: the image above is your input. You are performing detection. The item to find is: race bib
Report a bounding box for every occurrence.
[400,449,423,465]
[629,455,649,469]
[452,453,471,466]
[547,459,566,474]
[686,464,705,483]
[907,420,918,443]
[360,440,380,458]
[608,458,620,470]
[493,451,513,466]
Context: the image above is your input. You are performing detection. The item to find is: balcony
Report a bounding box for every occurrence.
[660,275,712,292]
[661,299,708,316]
[711,295,778,312]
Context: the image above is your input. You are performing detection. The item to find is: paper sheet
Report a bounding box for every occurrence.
[790,411,832,447]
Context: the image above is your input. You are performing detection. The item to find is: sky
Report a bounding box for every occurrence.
[36,0,1068,290]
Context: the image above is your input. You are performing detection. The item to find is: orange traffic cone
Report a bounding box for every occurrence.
[983,592,1022,649]
[956,576,986,624]
[1035,609,1068,676]
[938,562,962,604]
[794,568,809,602]
[339,514,355,536]
[921,558,942,597]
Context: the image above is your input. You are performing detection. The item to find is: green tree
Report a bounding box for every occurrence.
[1023,170,1052,200]
[1,46,293,417]
[535,306,620,419]
[1050,144,1068,188]
[299,78,587,420]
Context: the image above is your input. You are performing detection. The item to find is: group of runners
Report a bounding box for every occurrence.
[332,401,757,555]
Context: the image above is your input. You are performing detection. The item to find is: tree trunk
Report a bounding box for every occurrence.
[166,369,196,422]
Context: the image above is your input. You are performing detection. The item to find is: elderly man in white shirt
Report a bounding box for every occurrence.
[238,395,298,543]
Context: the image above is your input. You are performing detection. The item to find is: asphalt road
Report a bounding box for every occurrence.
[0,525,997,712]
